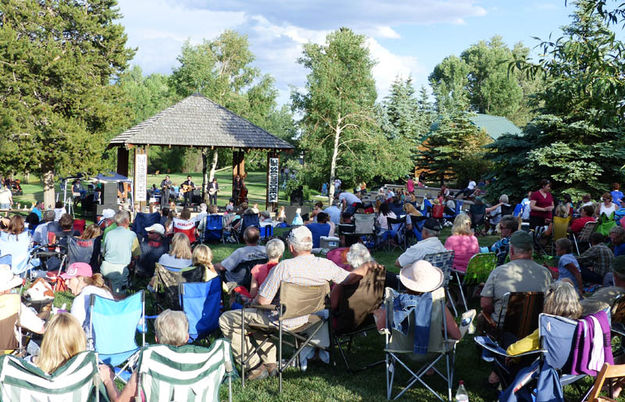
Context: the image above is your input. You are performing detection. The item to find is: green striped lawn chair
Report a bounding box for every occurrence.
[0,350,104,401]
[136,339,234,402]
[463,252,497,286]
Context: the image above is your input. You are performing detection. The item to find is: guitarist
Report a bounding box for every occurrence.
[181,175,196,207]
[208,178,219,206]
[160,175,172,206]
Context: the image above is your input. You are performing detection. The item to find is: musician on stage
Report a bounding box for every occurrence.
[208,178,219,206]
[160,175,172,206]
[232,175,242,206]
[181,175,195,207]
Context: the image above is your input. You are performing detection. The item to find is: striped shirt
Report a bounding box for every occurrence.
[258,254,350,328]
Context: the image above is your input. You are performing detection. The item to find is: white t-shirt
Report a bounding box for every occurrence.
[0,189,12,205]
[397,237,447,267]
[377,211,397,230]
[600,203,617,217]
[70,285,114,329]
[339,192,360,205]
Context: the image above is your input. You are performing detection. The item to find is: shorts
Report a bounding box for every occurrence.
[100,260,129,294]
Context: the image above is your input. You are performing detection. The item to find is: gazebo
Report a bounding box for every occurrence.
[108,93,294,208]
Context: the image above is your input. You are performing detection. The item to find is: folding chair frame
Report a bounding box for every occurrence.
[422,251,467,316]
[88,291,146,384]
[240,283,330,393]
[572,220,598,255]
[384,291,456,401]
[332,322,384,373]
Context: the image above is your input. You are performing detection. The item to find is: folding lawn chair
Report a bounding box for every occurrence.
[259,223,274,242]
[153,263,205,310]
[201,214,224,243]
[384,216,406,251]
[0,351,104,401]
[572,220,598,255]
[354,213,376,246]
[469,203,486,235]
[228,258,267,290]
[240,214,260,240]
[0,294,22,354]
[136,339,234,402]
[241,282,330,392]
[462,252,496,286]
[179,277,222,342]
[88,290,145,383]
[493,291,544,348]
[384,287,463,401]
[587,362,625,401]
[332,263,386,373]
[422,251,467,316]
[133,212,161,241]
[497,313,589,401]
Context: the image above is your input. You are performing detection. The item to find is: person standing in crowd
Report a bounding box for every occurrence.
[406,175,415,194]
[100,211,141,295]
[160,175,172,206]
[181,175,195,208]
[529,179,554,229]
[208,178,219,206]
[232,175,242,206]
[0,184,12,210]
[334,178,342,195]
[612,183,624,208]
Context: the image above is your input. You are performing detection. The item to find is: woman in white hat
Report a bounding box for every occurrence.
[398,260,462,341]
[0,265,45,340]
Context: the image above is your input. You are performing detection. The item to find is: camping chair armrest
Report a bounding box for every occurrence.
[249,303,279,311]
[480,311,497,328]
[474,336,543,359]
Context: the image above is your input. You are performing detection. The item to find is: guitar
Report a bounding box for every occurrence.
[208,187,218,195]
[180,184,194,194]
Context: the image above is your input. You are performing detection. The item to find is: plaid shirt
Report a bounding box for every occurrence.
[258,254,349,328]
[577,243,614,277]
[491,236,511,266]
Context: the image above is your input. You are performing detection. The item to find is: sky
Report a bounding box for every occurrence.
[115,0,598,106]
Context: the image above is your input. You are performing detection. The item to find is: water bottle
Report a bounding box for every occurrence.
[455,380,469,402]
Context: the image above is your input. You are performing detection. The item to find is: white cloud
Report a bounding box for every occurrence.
[366,38,425,98]
[116,0,483,103]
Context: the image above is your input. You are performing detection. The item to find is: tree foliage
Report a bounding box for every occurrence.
[0,0,134,204]
[293,28,411,200]
[430,36,541,126]
[488,0,625,199]
[418,113,492,186]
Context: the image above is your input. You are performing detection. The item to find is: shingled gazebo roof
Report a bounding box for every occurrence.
[109,93,294,150]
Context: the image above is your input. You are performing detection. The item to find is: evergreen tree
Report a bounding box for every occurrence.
[0,0,134,206]
[488,0,625,199]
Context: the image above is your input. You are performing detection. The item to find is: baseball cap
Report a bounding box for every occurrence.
[145,223,165,236]
[60,262,93,280]
[101,209,115,219]
[509,231,534,250]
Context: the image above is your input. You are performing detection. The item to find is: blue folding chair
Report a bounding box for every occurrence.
[201,215,223,243]
[88,291,145,382]
[179,277,222,342]
[132,212,161,241]
[240,214,260,234]
[260,224,274,241]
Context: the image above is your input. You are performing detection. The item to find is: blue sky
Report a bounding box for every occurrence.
[115,0,610,105]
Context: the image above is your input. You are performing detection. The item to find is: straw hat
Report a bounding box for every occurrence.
[0,265,24,292]
[399,260,444,293]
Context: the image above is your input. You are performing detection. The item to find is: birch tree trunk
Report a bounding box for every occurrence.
[328,121,341,205]
[43,169,55,209]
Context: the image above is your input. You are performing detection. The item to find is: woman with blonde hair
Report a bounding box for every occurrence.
[507,281,582,356]
[444,213,479,272]
[35,313,86,374]
[192,244,218,281]
[403,202,422,232]
[158,233,193,269]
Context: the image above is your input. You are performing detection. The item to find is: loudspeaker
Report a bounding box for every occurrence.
[102,182,118,204]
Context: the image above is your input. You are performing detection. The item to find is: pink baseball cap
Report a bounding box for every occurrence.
[61,262,93,279]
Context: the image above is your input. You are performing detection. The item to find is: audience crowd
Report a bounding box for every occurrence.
[1,175,625,400]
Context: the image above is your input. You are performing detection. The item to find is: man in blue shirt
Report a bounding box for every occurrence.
[305,212,331,248]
